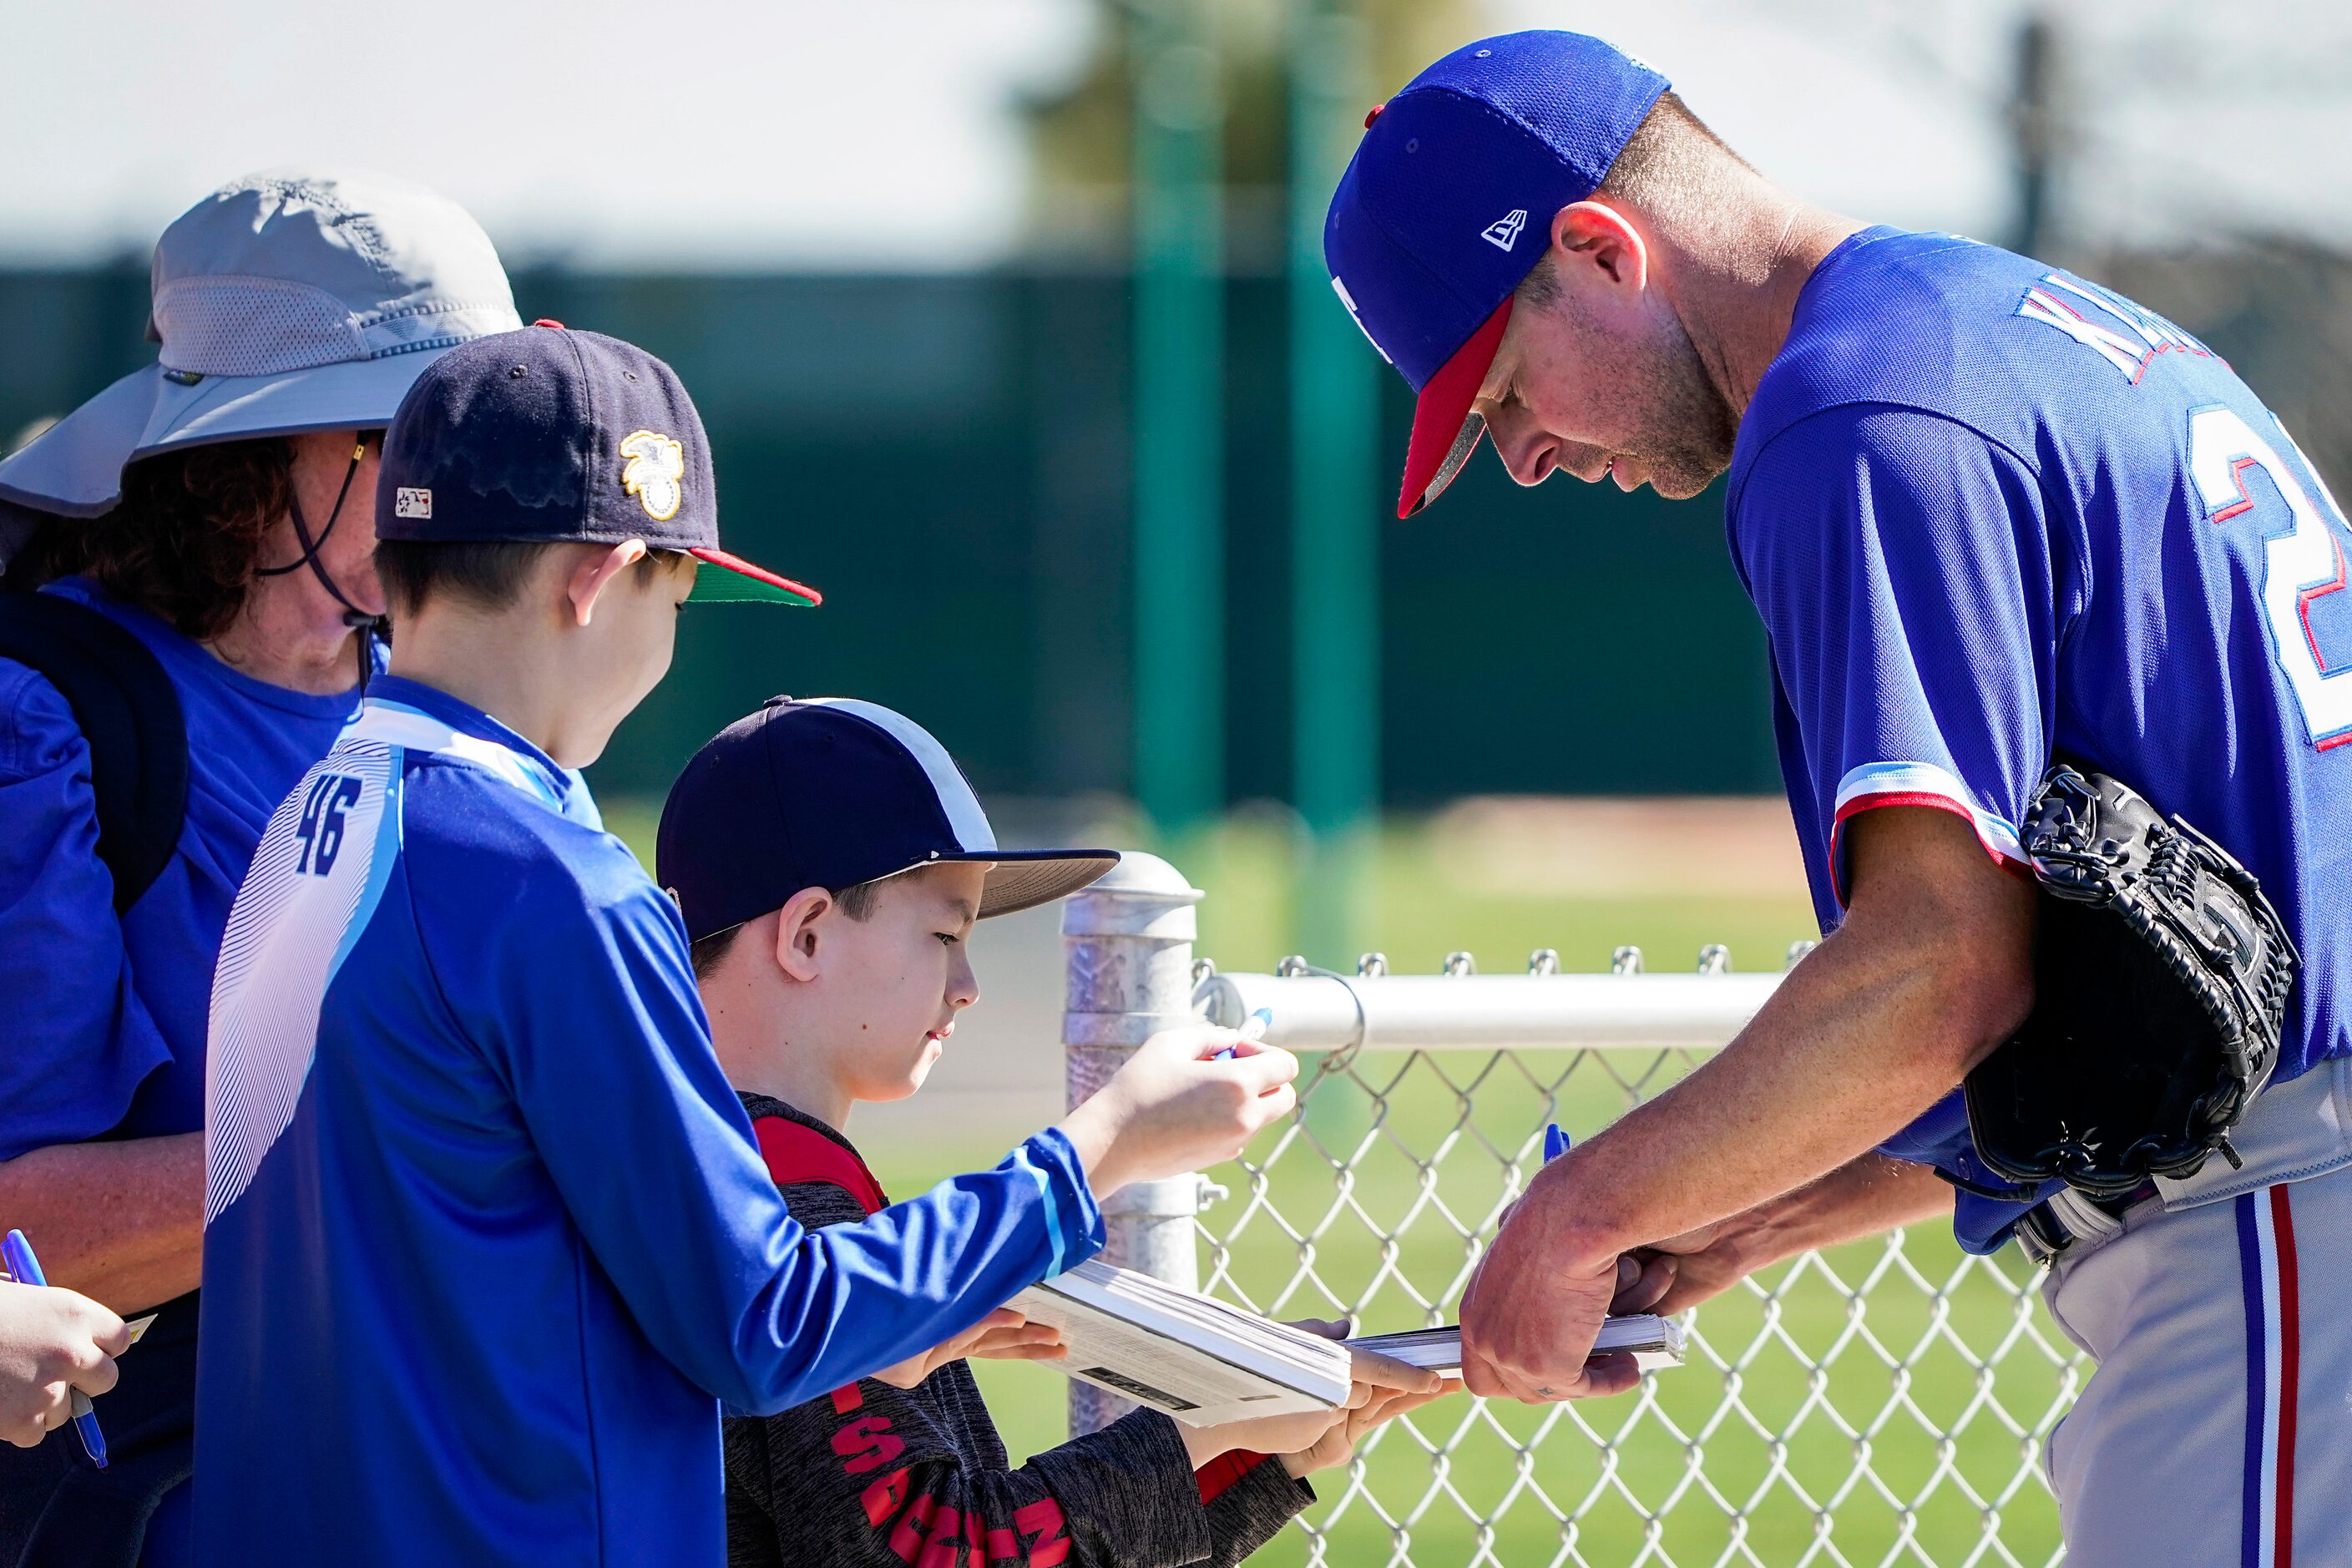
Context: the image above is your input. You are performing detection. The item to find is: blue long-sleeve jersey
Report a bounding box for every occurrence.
[195,676,1102,1565]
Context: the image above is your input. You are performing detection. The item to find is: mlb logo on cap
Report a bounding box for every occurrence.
[1323,32,1667,517]
[658,697,1119,944]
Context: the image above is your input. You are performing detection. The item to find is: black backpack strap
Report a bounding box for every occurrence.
[0,593,189,913]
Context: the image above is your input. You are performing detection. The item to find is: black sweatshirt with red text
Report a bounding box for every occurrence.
[724,1095,1313,1568]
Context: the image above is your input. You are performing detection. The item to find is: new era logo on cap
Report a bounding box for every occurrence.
[1481,210,1528,250]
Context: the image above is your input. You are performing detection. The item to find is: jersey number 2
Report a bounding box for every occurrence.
[2188,406,2352,750]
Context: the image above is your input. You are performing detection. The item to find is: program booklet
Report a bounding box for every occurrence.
[1007,1260,1684,1425]
[1344,1315,1686,1376]
[1007,1259,1353,1424]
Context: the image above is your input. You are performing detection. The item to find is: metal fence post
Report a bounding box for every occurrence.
[1060,850,1205,1435]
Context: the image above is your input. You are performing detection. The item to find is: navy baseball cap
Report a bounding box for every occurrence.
[657,696,1119,943]
[376,323,819,605]
[1323,32,1668,518]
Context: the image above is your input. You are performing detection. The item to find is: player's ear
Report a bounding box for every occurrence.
[771,886,835,984]
[566,539,650,628]
[1547,200,1649,296]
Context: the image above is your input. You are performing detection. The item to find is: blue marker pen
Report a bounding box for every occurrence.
[1,1231,106,1469]
[1543,1122,1571,1164]
[1213,1007,1275,1062]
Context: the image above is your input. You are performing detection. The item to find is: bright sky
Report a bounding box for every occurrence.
[2,0,1095,269]
[1499,0,2352,252]
[5,0,2349,267]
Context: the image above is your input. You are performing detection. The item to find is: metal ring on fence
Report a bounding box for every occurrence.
[1355,952,1388,978]
[1527,948,1560,975]
[1444,951,1476,976]
[1697,943,1731,975]
[1611,944,1644,975]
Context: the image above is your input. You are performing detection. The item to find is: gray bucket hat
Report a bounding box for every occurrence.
[0,169,521,520]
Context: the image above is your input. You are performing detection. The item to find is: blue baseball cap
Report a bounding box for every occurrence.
[1323,32,1668,517]
[657,696,1119,943]
[376,323,817,604]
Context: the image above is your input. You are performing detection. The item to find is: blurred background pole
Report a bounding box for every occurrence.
[1287,0,1378,964]
[1130,0,1226,838]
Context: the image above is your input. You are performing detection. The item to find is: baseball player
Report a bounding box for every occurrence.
[195,323,1300,1566]
[1325,30,2352,1565]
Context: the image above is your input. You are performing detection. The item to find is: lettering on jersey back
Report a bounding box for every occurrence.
[2017,272,2213,383]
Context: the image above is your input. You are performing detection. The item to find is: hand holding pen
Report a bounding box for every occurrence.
[0,1231,129,1465]
[1213,1008,1275,1062]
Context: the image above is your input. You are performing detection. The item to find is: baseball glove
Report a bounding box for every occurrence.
[1963,764,2299,1199]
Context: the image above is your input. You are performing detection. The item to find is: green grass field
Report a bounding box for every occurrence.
[605,806,2082,1566]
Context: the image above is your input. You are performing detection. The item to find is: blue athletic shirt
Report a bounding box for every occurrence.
[195,675,1103,1567]
[1727,228,2352,1252]
[0,574,370,1157]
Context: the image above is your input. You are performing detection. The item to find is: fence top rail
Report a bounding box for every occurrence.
[1192,964,1786,1054]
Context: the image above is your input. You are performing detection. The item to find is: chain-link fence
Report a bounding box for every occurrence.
[1065,858,2092,1568]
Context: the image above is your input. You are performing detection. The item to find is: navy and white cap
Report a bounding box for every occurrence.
[1323,33,1667,517]
[0,169,521,520]
[377,324,818,604]
[657,696,1119,943]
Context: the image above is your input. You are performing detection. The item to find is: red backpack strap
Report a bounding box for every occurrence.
[751,1115,893,1216]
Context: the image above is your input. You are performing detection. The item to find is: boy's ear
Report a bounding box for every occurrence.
[771,886,836,984]
[566,539,650,628]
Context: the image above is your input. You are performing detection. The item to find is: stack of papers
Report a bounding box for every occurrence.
[1008,1261,1686,1425]
[1008,1260,1353,1425]
[1345,1315,1685,1375]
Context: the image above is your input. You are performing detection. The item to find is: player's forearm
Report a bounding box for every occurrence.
[1714,1154,1954,1272]
[0,1132,205,1313]
[1535,866,2028,1266]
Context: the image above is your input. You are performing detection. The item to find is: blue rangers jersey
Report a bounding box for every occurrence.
[196,676,1100,1566]
[1728,227,2352,1252]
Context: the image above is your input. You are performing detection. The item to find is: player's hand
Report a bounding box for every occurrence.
[0,1282,130,1448]
[1059,1024,1298,1197]
[1457,1173,1643,1404]
[1612,1218,1753,1317]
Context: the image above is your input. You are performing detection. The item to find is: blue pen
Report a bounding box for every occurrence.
[1544,1122,1571,1163]
[2,1231,106,1469]
[1214,1007,1275,1062]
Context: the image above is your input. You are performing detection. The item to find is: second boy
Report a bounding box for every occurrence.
[660,697,1448,1566]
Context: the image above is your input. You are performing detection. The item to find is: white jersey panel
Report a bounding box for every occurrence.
[205,738,402,1227]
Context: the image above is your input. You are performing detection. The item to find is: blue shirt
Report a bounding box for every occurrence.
[195,676,1101,1567]
[0,576,365,1157]
[1728,228,2352,1251]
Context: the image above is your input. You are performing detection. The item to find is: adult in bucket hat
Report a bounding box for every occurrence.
[0,169,519,1566]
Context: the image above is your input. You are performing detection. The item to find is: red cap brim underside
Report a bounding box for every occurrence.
[1398,296,1514,519]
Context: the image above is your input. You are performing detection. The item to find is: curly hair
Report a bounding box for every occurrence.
[22,438,295,640]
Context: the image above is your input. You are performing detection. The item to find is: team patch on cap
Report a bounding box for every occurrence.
[394,487,432,518]
[619,429,685,522]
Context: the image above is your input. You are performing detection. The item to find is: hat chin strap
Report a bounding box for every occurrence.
[255,441,385,691]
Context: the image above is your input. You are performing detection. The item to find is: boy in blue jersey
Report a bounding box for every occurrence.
[655,698,1446,1568]
[1323,28,2352,1565]
[195,324,1302,1567]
